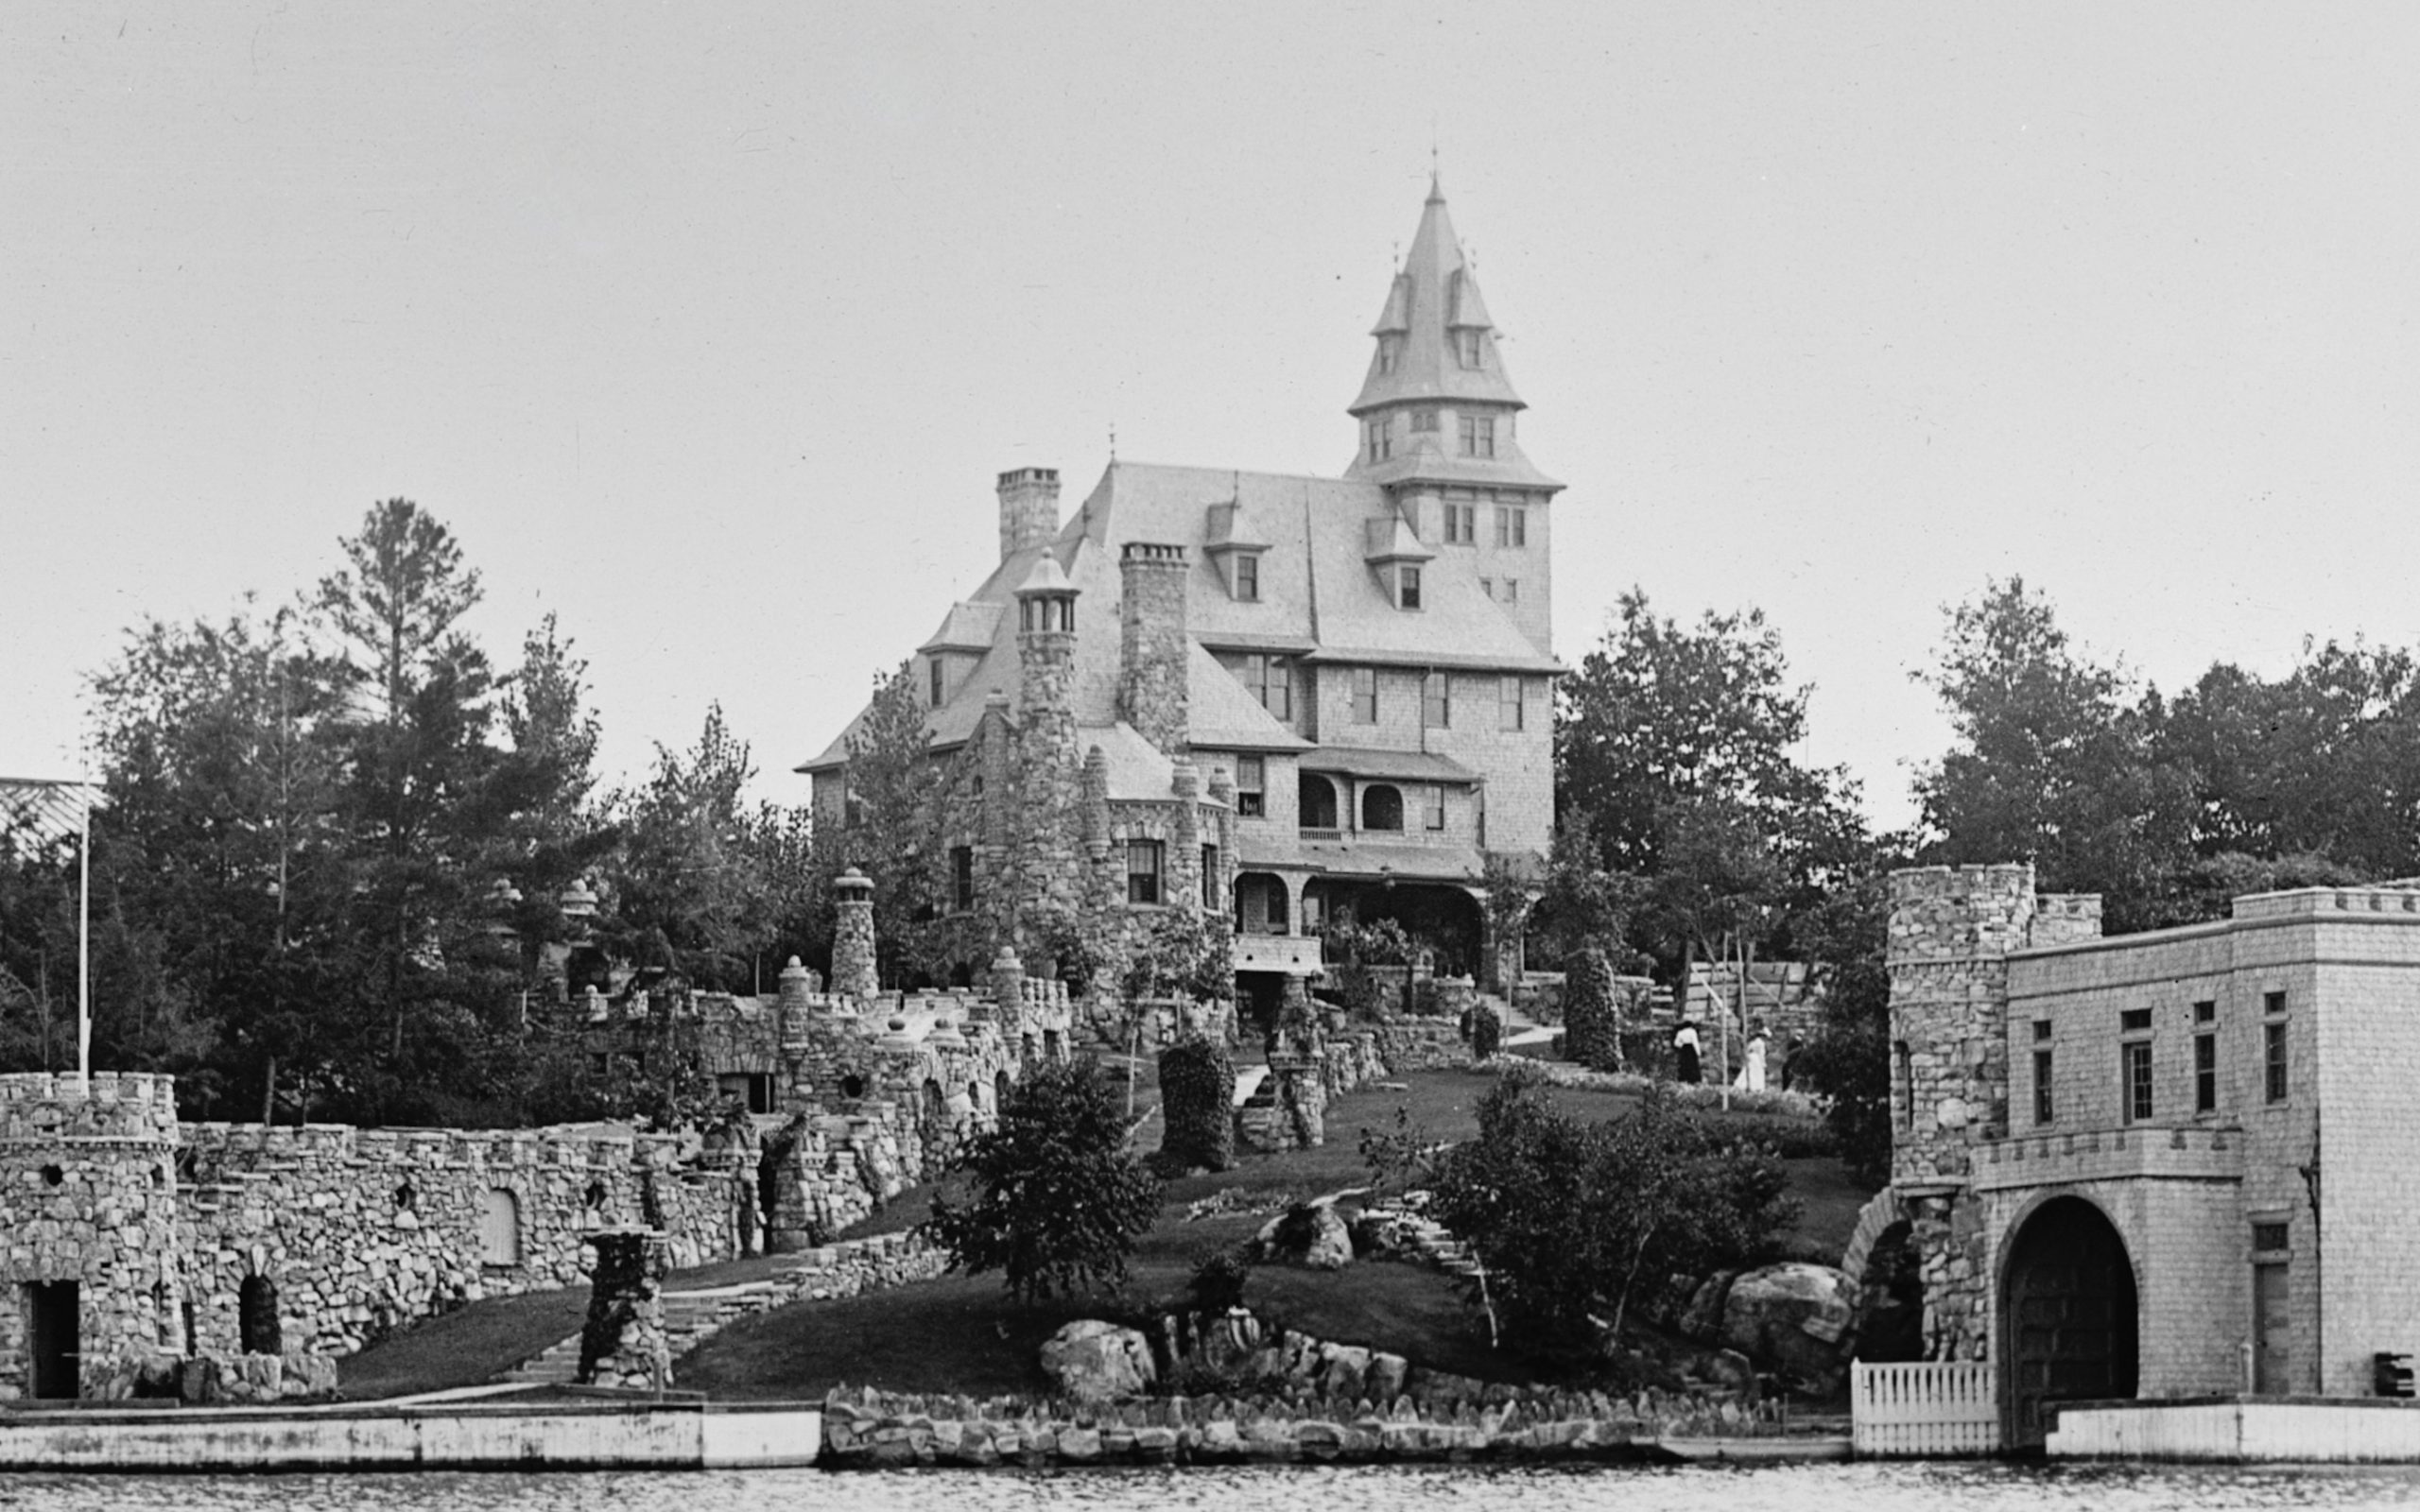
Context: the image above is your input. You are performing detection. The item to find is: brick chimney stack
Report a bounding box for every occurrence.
[1117,541,1190,756]
[997,468,1061,561]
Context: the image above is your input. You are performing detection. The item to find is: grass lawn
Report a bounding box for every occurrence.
[341,1060,1877,1401]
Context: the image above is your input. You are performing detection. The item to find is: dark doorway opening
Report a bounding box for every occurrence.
[1857,1220,1926,1363]
[2000,1195,2137,1450]
[238,1274,282,1356]
[27,1280,78,1399]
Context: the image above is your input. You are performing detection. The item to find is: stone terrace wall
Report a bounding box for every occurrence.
[178,1121,750,1359]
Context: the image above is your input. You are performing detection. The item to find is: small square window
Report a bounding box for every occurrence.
[2194,999,2217,1023]
[2252,1222,2290,1253]
[2120,1007,2152,1033]
[2265,989,2287,1017]
[2032,1020,2053,1040]
[1479,577,1494,598]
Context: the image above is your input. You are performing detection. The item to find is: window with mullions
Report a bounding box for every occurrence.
[1424,783,1445,832]
[1422,670,1450,729]
[1237,655,1291,722]
[1351,666,1377,724]
[1443,503,1476,543]
[1494,504,1526,546]
[2121,1040,2153,1124]
[2194,1000,2218,1113]
[1234,554,1259,602]
[2033,1048,2054,1125]
[1459,414,1495,457]
[1365,419,1391,463]
[1410,408,1439,433]
[1125,840,1164,905]
[1498,676,1525,731]
[1234,755,1266,817]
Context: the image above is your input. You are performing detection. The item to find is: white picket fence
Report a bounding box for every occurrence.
[1851,1360,2000,1456]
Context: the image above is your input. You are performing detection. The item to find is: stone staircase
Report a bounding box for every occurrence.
[494,1230,942,1388]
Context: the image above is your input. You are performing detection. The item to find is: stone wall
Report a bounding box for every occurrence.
[177,1118,747,1361]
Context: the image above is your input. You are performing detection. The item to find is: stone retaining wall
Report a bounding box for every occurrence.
[820,1385,1799,1468]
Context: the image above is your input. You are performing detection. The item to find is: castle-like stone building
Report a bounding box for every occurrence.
[801,180,1563,1018]
[1849,865,2420,1449]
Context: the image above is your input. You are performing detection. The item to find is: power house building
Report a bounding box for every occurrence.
[1858,865,2420,1449]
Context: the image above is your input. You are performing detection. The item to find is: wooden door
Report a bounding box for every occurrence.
[2253,1262,2290,1394]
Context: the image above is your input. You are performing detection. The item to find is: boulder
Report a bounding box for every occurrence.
[1677,1271,1736,1343]
[1253,1200,1355,1270]
[1040,1319,1158,1402]
[1720,1262,1856,1391]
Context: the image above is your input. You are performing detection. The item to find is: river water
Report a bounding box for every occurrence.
[11,1463,2420,1512]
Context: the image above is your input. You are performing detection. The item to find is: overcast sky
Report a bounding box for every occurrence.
[9,3,2420,833]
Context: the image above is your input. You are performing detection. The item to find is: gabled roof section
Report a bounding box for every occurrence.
[1187,642,1311,752]
[1349,177,1526,416]
[1204,496,1270,555]
[917,600,1002,655]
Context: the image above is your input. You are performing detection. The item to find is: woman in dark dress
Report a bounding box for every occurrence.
[1673,1021,1703,1084]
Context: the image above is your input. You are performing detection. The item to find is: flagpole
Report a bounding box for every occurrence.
[78,772,91,1086]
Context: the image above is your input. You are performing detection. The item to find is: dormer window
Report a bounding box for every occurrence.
[1234,553,1260,602]
[1459,330,1483,368]
[1365,419,1392,463]
[1398,564,1423,610]
[1377,336,1401,375]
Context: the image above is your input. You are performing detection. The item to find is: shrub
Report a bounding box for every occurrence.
[1187,1248,1254,1313]
[1469,1004,1503,1059]
[1156,1034,1236,1174]
[1562,946,1620,1070]
[1428,1078,1797,1350]
[921,1058,1163,1303]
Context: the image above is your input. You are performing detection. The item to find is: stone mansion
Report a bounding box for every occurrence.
[800,180,1564,1014]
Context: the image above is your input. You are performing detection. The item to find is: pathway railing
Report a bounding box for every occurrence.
[1851,1360,1999,1456]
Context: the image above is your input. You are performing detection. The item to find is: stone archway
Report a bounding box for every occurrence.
[1999,1194,2137,1451]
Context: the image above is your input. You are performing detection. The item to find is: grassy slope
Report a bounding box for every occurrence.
[341,1062,1875,1400]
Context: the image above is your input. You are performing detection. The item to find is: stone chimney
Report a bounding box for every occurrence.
[997,468,1061,561]
[1117,541,1190,756]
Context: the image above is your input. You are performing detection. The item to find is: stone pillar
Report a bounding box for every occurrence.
[579,1228,671,1391]
[984,946,1024,1029]
[1117,541,1191,756]
[832,868,879,1001]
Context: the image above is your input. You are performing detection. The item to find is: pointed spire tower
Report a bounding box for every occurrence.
[1345,175,1561,654]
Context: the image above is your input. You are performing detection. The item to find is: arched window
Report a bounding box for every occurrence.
[1360,783,1405,832]
[1300,774,1338,830]
[481,1188,523,1267]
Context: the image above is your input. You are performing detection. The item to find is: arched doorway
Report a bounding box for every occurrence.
[2000,1195,2137,1450]
[1299,774,1339,830]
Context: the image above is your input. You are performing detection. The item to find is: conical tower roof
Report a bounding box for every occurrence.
[1348,176,1526,417]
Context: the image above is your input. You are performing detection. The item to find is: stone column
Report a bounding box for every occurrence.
[832,868,879,1001]
[579,1228,671,1392]
[983,946,1024,1029]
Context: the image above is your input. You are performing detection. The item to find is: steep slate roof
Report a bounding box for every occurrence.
[798,455,1555,773]
[1348,175,1525,416]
